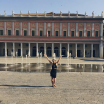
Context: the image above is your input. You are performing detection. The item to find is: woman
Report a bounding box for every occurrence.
[44,54,63,87]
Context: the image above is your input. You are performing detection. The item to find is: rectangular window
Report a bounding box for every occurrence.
[32,30,35,36]
[55,31,58,36]
[87,31,90,37]
[8,30,11,36]
[95,31,98,37]
[63,31,66,37]
[24,30,27,36]
[16,30,19,36]
[48,31,50,36]
[40,31,43,36]
[0,30,3,35]
[71,31,74,37]
[79,31,82,37]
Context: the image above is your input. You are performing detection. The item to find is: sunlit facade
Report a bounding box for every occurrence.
[0,11,103,58]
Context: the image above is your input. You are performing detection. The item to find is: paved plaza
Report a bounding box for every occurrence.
[0,57,104,104]
[0,72,104,104]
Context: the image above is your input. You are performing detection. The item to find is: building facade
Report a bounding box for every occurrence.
[0,11,103,58]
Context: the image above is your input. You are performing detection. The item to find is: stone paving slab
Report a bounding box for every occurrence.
[0,72,104,104]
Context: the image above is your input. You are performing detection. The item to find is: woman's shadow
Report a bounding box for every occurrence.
[0,85,52,87]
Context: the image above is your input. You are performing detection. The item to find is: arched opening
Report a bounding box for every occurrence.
[40,46,44,56]
[62,47,66,57]
[54,47,59,57]
[32,46,36,56]
[47,47,52,57]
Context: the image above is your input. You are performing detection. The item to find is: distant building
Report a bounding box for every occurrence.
[0,11,103,58]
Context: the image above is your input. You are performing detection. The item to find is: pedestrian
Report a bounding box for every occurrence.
[44,54,64,87]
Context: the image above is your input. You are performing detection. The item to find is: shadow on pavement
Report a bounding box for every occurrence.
[0,85,52,87]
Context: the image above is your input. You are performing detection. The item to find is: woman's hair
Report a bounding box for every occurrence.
[52,59,56,62]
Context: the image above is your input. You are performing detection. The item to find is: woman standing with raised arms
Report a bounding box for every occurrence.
[44,54,64,87]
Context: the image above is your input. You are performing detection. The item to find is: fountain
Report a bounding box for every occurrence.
[28,53,30,65]
[96,66,97,69]
[91,64,92,72]
[21,56,24,69]
[4,52,8,69]
[10,51,14,66]
[66,52,73,70]
[15,51,18,65]
[36,52,43,69]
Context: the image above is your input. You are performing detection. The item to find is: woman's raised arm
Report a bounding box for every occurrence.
[56,55,64,65]
[44,54,52,65]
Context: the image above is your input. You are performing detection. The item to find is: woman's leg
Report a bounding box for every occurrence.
[51,77,54,86]
[53,78,56,87]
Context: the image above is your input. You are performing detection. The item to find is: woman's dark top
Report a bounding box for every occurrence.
[50,63,57,78]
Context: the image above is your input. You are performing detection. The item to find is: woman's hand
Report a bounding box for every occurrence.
[44,54,47,57]
[61,55,64,57]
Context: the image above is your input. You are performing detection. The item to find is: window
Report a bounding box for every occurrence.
[95,31,98,37]
[63,31,66,37]
[0,30,3,35]
[55,31,58,36]
[32,30,35,36]
[48,31,50,36]
[16,30,19,36]
[8,30,11,36]
[71,31,74,37]
[87,31,90,37]
[40,31,43,36]
[24,30,27,36]
[79,31,82,37]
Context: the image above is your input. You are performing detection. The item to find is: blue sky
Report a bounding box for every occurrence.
[0,0,104,16]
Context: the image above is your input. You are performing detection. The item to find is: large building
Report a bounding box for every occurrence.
[0,11,103,58]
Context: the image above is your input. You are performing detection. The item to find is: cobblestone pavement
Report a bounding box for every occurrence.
[0,57,104,64]
[0,72,104,104]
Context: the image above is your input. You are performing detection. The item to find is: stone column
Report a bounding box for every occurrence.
[75,43,77,57]
[44,43,46,55]
[76,23,78,36]
[84,23,86,37]
[83,43,85,57]
[5,42,7,57]
[12,22,14,35]
[60,43,62,56]
[60,23,62,36]
[21,43,23,57]
[52,23,54,36]
[92,23,94,37]
[99,41,103,58]
[4,22,6,35]
[20,22,22,36]
[68,23,70,36]
[36,22,38,36]
[44,23,46,36]
[52,43,54,57]
[13,42,15,57]
[28,43,30,57]
[36,43,38,57]
[28,22,30,36]
[91,44,93,58]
